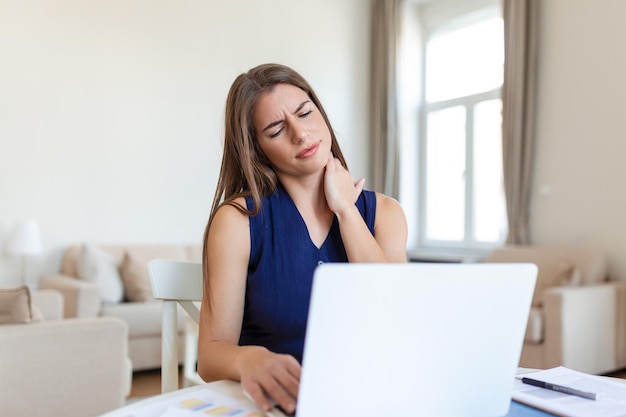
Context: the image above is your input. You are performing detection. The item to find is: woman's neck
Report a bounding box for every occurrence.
[278,172,331,218]
[278,172,335,247]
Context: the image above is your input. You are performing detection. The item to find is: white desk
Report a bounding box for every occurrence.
[99,380,250,416]
[101,371,626,417]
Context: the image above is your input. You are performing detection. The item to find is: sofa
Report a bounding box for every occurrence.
[40,243,203,371]
[486,245,626,374]
[0,287,131,417]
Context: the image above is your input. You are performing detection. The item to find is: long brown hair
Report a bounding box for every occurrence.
[202,63,348,296]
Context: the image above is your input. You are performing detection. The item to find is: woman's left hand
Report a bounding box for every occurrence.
[323,154,365,216]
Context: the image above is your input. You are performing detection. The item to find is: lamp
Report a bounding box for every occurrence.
[7,220,43,285]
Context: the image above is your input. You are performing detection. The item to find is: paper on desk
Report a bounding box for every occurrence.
[105,387,264,417]
[513,366,626,417]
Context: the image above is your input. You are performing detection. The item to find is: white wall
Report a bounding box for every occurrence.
[4,0,626,288]
[0,0,370,287]
[531,0,626,281]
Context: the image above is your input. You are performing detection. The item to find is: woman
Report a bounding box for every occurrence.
[198,63,407,414]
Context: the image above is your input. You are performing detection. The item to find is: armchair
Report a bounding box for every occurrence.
[486,245,626,374]
[0,289,132,417]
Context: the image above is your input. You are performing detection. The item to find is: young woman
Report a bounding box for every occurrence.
[198,63,408,414]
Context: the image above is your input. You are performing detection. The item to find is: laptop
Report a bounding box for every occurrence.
[296,262,537,417]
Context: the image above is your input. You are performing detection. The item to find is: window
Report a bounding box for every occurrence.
[412,1,507,254]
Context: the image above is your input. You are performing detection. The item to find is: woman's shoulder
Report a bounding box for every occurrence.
[374,192,405,217]
[212,197,249,227]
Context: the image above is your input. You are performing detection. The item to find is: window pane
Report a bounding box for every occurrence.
[473,99,507,242]
[425,17,504,102]
[426,106,466,241]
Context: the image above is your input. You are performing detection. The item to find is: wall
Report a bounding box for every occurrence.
[0,0,369,287]
[531,0,626,281]
[3,0,626,287]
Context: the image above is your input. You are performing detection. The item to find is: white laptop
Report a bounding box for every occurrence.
[296,262,537,417]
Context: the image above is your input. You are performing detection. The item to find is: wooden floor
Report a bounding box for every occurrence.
[129,368,183,399]
[605,368,626,379]
[129,367,626,400]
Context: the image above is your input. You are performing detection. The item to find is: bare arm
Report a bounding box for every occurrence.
[324,155,408,263]
[197,199,300,414]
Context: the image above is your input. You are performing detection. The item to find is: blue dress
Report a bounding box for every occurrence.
[240,183,377,362]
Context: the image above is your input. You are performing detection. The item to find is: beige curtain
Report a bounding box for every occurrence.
[369,0,400,198]
[502,0,539,244]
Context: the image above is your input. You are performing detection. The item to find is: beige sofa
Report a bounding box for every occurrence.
[0,288,131,417]
[40,244,202,371]
[486,245,626,374]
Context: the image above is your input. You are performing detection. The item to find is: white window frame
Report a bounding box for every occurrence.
[411,0,504,258]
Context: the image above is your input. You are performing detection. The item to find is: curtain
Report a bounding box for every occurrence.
[502,0,539,244]
[369,0,400,198]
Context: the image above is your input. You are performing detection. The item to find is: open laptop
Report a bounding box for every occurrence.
[296,262,537,417]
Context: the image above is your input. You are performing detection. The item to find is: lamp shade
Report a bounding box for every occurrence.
[7,220,43,256]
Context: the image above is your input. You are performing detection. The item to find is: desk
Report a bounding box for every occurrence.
[99,380,246,416]
[102,368,626,417]
[100,379,554,417]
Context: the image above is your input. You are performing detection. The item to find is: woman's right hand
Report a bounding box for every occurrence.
[237,346,301,415]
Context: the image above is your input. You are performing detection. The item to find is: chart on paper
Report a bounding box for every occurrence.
[107,388,264,417]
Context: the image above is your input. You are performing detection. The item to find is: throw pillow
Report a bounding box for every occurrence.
[120,251,154,302]
[77,243,124,305]
[532,260,575,307]
[0,285,42,324]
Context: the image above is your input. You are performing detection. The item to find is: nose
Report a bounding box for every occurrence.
[290,117,308,144]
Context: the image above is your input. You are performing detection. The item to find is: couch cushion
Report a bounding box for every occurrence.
[524,307,543,344]
[120,252,154,302]
[186,245,203,263]
[487,246,607,286]
[124,246,190,263]
[101,301,184,336]
[486,246,588,307]
[533,261,576,307]
[0,286,42,324]
[61,245,81,277]
[76,244,124,305]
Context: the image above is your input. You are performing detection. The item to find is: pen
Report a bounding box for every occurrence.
[521,377,598,401]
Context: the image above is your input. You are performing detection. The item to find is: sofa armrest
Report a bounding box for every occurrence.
[39,274,101,318]
[542,282,626,374]
[31,289,64,321]
[614,281,626,368]
[0,317,131,416]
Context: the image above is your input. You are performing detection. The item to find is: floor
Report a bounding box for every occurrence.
[129,368,183,399]
[129,367,626,400]
[605,368,626,380]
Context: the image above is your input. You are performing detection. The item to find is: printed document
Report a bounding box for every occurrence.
[104,387,263,417]
[513,366,626,417]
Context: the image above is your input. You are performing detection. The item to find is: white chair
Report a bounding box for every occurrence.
[148,259,205,393]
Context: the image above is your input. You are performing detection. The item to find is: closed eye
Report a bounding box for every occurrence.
[269,126,284,138]
[299,109,313,118]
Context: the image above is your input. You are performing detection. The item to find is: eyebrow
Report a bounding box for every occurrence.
[261,100,310,133]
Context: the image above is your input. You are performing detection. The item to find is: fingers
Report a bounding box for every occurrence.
[324,153,367,214]
[242,382,273,413]
[354,177,365,200]
[243,377,298,414]
[240,351,301,414]
[325,152,336,173]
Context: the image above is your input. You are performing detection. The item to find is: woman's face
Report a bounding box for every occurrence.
[253,83,332,179]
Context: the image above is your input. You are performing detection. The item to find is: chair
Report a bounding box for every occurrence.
[0,289,131,417]
[148,259,205,393]
[485,245,626,374]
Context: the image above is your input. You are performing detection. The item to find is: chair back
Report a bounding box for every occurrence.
[148,259,204,393]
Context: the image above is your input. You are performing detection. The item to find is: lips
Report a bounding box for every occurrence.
[296,143,319,159]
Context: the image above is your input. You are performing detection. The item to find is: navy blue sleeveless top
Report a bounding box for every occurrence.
[240,184,376,362]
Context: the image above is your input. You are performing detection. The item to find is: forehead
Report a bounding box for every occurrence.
[254,83,310,118]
